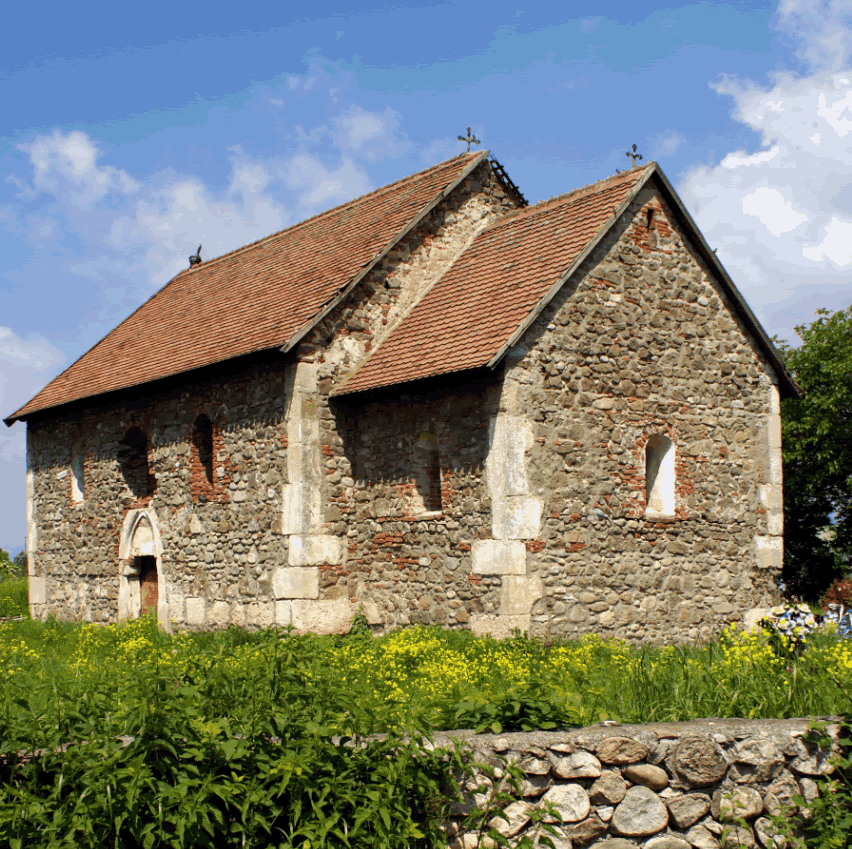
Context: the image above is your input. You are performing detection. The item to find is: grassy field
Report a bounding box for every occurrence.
[3,614,852,734]
[3,615,852,846]
[0,578,27,619]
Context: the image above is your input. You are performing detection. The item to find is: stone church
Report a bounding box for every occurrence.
[5,151,800,642]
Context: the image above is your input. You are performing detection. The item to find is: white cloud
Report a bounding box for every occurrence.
[803,216,852,264]
[338,109,387,148]
[649,130,684,157]
[776,0,852,71]
[284,153,373,206]
[335,106,407,161]
[678,5,852,342]
[24,130,140,209]
[7,116,395,299]
[741,187,808,236]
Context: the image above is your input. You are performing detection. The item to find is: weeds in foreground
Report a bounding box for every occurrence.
[0,578,27,619]
[5,616,852,844]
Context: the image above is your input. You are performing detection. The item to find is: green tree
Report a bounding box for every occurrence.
[777,306,852,599]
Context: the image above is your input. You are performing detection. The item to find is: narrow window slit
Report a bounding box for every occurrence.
[645,434,675,518]
[193,414,214,486]
[414,433,442,514]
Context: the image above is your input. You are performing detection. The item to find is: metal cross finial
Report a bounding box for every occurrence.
[625,144,643,167]
[457,127,481,153]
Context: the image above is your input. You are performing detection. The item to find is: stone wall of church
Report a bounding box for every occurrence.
[472,182,784,643]
[23,161,517,630]
[326,374,504,629]
[24,169,785,641]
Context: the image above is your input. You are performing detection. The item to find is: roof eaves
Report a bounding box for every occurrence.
[485,165,655,370]
[3,268,192,427]
[278,150,491,356]
[648,167,803,400]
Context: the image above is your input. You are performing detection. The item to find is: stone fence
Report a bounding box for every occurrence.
[434,717,840,848]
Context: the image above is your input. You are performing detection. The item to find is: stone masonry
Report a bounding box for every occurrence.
[437,717,837,848]
[17,158,791,641]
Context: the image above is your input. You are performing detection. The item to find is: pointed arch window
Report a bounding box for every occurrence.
[645,434,675,519]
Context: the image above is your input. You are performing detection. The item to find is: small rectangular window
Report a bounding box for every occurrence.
[71,444,85,503]
[645,434,675,518]
[414,432,442,514]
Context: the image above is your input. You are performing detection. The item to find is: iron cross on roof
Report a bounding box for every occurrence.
[625,144,643,167]
[458,127,481,152]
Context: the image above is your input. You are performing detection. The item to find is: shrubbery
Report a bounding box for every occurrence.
[0,624,469,848]
[0,548,27,619]
[4,615,852,844]
[0,579,27,618]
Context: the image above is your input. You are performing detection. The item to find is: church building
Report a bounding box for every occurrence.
[4,151,800,642]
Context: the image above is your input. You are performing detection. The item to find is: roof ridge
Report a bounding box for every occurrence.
[173,151,487,279]
[481,163,654,232]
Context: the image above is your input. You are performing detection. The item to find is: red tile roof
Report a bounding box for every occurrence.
[336,167,648,395]
[6,152,487,423]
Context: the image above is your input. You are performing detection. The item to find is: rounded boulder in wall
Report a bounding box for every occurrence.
[672,736,728,787]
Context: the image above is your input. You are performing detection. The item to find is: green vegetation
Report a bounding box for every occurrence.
[0,579,27,619]
[777,304,852,598]
[3,618,852,844]
[0,547,27,619]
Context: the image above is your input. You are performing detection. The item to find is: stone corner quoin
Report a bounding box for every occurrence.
[20,160,786,640]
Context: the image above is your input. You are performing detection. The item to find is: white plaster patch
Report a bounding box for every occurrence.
[743,607,770,632]
[499,575,543,616]
[28,575,46,606]
[470,613,531,640]
[493,496,542,539]
[289,534,345,566]
[186,597,206,625]
[471,539,527,575]
[210,601,230,627]
[291,599,381,634]
[767,415,782,450]
[168,588,185,624]
[758,484,781,510]
[756,536,784,570]
[247,601,275,628]
[275,600,292,626]
[767,511,784,536]
[768,384,781,416]
[281,478,320,534]
[25,465,36,577]
[272,566,320,599]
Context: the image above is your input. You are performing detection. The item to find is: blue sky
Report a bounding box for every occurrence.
[2,0,851,552]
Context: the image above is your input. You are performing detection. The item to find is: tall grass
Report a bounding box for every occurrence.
[3,617,852,845]
[2,617,852,733]
[0,578,27,618]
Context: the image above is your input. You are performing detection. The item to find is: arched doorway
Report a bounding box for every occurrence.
[118,509,167,624]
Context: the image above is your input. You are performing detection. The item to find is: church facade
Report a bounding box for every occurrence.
[5,152,800,642]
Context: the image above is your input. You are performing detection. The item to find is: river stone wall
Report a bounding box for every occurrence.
[437,717,837,848]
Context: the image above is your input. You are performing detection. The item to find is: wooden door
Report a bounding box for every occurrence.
[139,556,158,616]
